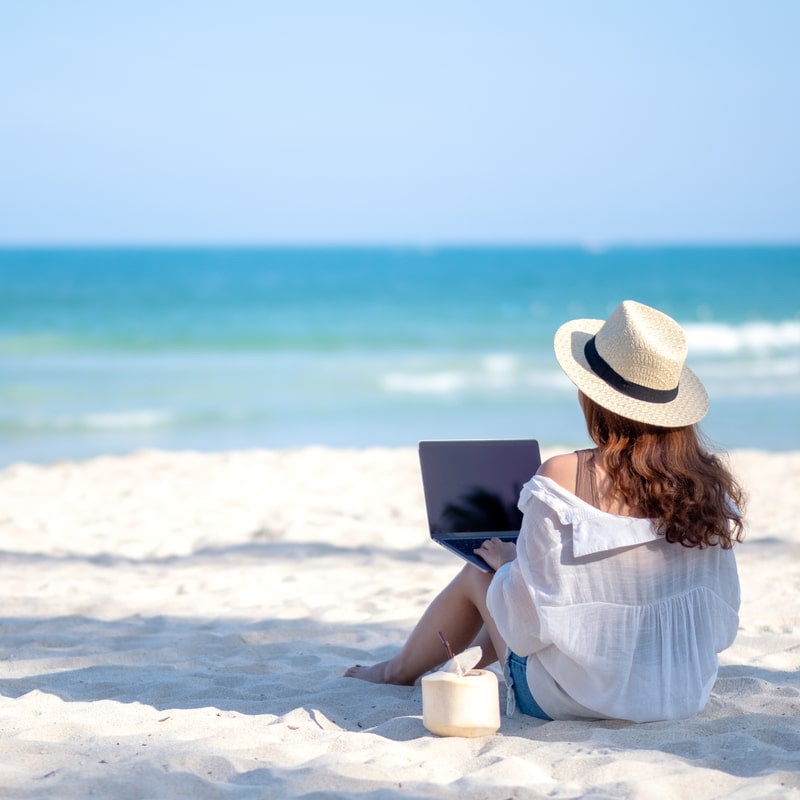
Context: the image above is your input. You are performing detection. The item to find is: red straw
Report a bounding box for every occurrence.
[438,631,455,660]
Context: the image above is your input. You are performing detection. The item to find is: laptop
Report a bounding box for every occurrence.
[418,439,542,573]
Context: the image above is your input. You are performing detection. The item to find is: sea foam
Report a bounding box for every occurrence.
[684,320,800,356]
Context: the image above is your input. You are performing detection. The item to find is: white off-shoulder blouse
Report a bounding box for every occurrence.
[487,475,740,722]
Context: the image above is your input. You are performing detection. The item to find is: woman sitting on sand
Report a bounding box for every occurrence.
[346,300,744,723]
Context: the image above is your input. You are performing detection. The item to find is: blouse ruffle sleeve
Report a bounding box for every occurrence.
[486,559,545,657]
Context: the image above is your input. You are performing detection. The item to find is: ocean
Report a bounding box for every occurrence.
[1,246,798,467]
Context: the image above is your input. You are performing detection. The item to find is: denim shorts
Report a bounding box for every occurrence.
[507,651,552,721]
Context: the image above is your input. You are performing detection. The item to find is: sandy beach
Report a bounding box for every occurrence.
[0,445,798,799]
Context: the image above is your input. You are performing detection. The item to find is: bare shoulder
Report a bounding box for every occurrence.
[536,452,577,494]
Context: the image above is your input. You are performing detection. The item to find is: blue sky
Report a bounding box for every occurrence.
[1,2,798,245]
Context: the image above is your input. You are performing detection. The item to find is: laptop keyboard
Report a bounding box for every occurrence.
[447,536,516,556]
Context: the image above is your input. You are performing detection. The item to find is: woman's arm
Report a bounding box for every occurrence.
[474,538,517,571]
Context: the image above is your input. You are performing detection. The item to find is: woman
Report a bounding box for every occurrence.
[345,300,744,722]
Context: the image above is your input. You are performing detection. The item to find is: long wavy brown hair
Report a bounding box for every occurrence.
[579,393,745,548]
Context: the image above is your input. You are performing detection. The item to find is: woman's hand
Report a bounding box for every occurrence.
[474,537,517,571]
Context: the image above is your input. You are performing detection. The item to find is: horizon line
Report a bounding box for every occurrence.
[1,239,800,251]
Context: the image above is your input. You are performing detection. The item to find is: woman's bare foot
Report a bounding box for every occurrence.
[343,660,416,685]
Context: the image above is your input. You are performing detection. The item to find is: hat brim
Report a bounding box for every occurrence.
[554,318,709,428]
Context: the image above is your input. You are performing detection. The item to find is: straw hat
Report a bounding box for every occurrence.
[553,300,708,427]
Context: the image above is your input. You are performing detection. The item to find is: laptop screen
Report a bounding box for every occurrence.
[418,440,542,537]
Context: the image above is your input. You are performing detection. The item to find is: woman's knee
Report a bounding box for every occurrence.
[459,563,493,597]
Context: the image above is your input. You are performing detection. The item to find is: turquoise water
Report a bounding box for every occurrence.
[1,246,798,466]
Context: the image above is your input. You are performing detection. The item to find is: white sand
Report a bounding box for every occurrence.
[0,446,798,799]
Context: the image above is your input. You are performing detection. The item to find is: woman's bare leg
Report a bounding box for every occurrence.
[344,564,507,685]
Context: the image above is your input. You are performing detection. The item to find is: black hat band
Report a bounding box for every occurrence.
[584,336,679,404]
